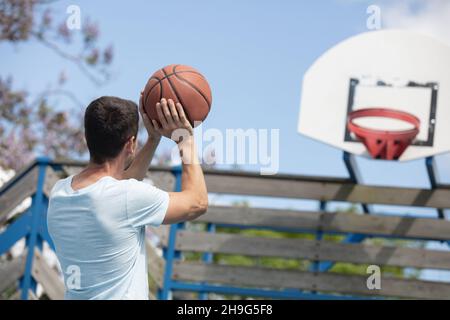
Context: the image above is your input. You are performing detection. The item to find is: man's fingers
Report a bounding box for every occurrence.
[156,102,168,127]
[168,99,180,124]
[141,110,151,124]
[161,98,174,127]
[176,103,192,127]
[151,120,161,131]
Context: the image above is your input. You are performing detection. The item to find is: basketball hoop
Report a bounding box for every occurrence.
[347,108,420,160]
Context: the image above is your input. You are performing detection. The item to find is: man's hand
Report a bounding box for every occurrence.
[139,91,161,141]
[152,98,193,143]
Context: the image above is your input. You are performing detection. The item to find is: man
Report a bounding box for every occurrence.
[47,95,208,299]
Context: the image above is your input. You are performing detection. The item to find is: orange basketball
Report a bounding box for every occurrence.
[142,64,212,127]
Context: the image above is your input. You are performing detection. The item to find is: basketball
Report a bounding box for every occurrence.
[142,64,212,127]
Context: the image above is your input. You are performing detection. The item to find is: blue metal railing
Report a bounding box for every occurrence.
[0,157,52,299]
[1,157,448,300]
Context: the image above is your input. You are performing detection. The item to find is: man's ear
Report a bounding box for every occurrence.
[125,136,136,155]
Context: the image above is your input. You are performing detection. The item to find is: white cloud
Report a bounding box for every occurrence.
[383,0,450,45]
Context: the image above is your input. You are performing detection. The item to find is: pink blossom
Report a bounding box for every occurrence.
[82,20,99,45]
[57,22,71,42]
[103,45,113,64]
[42,9,52,27]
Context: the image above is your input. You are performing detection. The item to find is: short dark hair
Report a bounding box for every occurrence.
[84,96,139,164]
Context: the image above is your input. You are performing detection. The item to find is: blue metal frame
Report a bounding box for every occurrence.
[0,157,57,299]
[1,157,448,300]
[315,152,370,272]
[0,210,31,256]
[198,222,216,300]
[316,154,445,272]
[20,157,49,299]
[158,165,183,300]
[170,281,378,300]
[425,156,445,219]
[157,157,365,300]
[310,200,326,273]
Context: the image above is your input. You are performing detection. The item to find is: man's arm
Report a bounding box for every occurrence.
[148,98,208,224]
[123,91,162,180]
[163,135,208,224]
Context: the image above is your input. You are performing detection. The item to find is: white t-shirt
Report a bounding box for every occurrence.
[47,175,169,300]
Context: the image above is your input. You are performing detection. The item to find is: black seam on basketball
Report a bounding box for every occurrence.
[162,68,183,105]
[146,70,204,94]
[144,84,151,109]
[174,66,205,80]
[173,65,210,108]
[170,65,187,106]
[173,69,211,109]
[173,64,206,82]
[162,68,193,125]
[144,77,161,108]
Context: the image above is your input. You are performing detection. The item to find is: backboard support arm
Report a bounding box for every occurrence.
[316,152,370,272]
[425,156,445,220]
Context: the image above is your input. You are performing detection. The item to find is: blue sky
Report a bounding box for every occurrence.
[2,0,450,185]
[2,0,450,283]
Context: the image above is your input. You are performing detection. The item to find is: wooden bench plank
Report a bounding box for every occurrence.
[196,206,450,241]
[148,225,169,246]
[204,172,450,208]
[146,241,165,288]
[0,167,38,223]
[0,255,26,293]
[58,164,450,208]
[176,231,450,270]
[173,261,450,299]
[145,172,175,192]
[32,249,65,300]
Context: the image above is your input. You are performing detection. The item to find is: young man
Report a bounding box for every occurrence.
[47,95,208,299]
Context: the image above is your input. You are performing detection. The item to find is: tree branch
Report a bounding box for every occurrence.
[29,88,85,109]
[30,31,106,86]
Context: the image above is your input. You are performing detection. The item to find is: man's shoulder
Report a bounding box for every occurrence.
[49,176,71,197]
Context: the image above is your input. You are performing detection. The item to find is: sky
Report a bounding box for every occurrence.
[2,0,450,281]
[2,0,450,183]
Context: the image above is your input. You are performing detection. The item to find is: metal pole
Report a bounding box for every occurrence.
[198,222,215,300]
[20,157,48,300]
[316,152,368,272]
[158,165,183,300]
[425,156,445,219]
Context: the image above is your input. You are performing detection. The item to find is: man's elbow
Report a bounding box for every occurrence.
[194,196,208,215]
[189,195,208,219]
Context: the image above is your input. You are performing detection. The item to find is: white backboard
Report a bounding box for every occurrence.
[298,30,450,161]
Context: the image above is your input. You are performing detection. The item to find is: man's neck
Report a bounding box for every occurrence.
[70,158,125,191]
[83,158,125,180]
